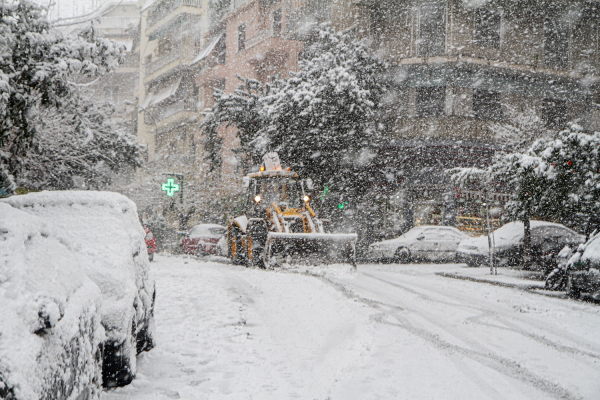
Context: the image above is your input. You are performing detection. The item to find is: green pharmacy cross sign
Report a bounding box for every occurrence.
[161,178,180,197]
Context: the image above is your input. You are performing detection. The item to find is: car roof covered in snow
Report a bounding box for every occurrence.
[1,191,154,336]
[190,224,226,236]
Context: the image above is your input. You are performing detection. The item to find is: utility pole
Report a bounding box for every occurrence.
[483,189,496,275]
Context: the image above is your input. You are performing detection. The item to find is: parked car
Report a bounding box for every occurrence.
[144,226,157,261]
[1,191,156,389]
[367,226,469,263]
[181,224,227,255]
[0,203,104,399]
[565,232,600,300]
[456,221,584,270]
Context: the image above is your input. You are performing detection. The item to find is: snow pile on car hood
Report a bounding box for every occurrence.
[1,191,154,342]
[0,203,104,399]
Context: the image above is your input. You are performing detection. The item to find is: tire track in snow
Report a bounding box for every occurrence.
[365,269,600,363]
[292,268,583,400]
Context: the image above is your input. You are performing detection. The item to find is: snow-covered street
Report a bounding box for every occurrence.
[102,255,600,400]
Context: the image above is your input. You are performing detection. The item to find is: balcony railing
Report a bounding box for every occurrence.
[148,0,203,28]
[145,98,197,124]
[146,47,182,75]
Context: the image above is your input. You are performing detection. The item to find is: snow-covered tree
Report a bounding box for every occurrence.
[0,0,125,194]
[202,25,387,195]
[451,124,600,268]
[258,26,387,193]
[501,124,600,228]
[15,95,143,190]
[201,77,266,176]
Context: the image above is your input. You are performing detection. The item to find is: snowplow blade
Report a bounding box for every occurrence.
[264,232,357,267]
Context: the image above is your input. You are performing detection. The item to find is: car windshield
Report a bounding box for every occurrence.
[209,227,226,236]
[253,177,302,208]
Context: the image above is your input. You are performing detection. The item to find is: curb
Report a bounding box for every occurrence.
[436,272,546,291]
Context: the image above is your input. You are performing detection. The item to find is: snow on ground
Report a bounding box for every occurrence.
[103,256,600,400]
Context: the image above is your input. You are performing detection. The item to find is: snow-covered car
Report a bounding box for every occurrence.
[566,232,600,300]
[180,224,227,255]
[144,226,157,261]
[1,191,156,388]
[367,226,469,263]
[456,221,584,269]
[0,203,105,400]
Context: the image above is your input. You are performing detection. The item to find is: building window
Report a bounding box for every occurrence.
[273,8,282,37]
[474,8,501,49]
[237,24,246,52]
[542,98,567,129]
[103,87,118,104]
[215,33,226,64]
[416,86,445,117]
[473,90,502,120]
[419,3,446,57]
[544,18,569,69]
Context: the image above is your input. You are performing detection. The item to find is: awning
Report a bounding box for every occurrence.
[191,34,223,66]
[140,77,182,109]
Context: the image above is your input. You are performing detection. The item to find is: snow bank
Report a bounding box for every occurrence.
[0,203,104,399]
[1,191,155,344]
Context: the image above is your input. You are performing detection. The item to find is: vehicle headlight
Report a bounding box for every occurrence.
[254,195,261,203]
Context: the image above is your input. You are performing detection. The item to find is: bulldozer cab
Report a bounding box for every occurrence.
[244,175,304,213]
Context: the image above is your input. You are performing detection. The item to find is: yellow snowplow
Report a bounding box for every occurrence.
[227,152,357,268]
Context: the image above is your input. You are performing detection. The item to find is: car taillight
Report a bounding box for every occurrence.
[146,232,153,239]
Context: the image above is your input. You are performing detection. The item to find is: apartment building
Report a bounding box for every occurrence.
[134,0,209,232]
[86,2,141,127]
[350,0,600,237]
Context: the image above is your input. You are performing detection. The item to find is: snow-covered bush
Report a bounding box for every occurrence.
[0,203,104,399]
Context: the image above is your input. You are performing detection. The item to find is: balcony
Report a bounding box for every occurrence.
[285,0,330,36]
[146,47,183,75]
[148,0,203,28]
[145,98,198,125]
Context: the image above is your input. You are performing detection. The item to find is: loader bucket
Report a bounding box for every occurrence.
[263,232,357,267]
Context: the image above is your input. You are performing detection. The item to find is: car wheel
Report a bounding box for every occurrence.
[102,323,137,388]
[148,252,154,262]
[394,247,410,264]
[230,227,246,265]
[247,223,267,269]
[566,275,581,299]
